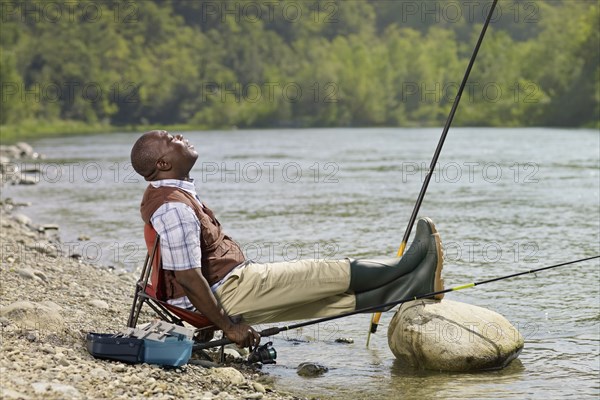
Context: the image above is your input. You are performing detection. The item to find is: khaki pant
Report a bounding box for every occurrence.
[215,259,356,324]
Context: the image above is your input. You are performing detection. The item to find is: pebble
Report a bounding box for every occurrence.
[17,269,36,280]
[12,213,31,226]
[15,142,34,157]
[31,382,80,397]
[90,367,110,379]
[18,176,38,185]
[33,270,49,282]
[113,364,127,372]
[42,344,56,354]
[223,348,243,360]
[26,332,38,342]
[87,299,109,309]
[212,367,246,385]
[335,337,354,344]
[296,362,329,377]
[1,387,31,399]
[252,382,266,393]
[58,357,70,367]
[33,361,48,370]
[41,224,60,231]
[40,301,63,312]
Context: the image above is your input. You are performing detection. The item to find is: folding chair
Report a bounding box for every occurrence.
[127,224,216,343]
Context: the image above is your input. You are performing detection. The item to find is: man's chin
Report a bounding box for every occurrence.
[187,154,199,171]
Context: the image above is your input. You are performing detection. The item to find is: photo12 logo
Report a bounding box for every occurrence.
[199,81,339,104]
[200,1,338,23]
[1,1,139,23]
[404,319,534,344]
[401,81,542,104]
[443,241,540,264]
[401,161,540,184]
[398,1,539,24]
[0,161,141,185]
[3,239,146,267]
[240,240,339,263]
[1,81,139,104]
[201,161,340,184]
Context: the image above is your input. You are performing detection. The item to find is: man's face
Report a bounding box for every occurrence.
[151,130,198,176]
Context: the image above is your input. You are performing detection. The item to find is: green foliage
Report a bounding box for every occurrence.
[0,0,598,138]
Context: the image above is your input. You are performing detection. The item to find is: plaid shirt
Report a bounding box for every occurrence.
[150,179,203,271]
[149,179,202,310]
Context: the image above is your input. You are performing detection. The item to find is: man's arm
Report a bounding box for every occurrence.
[174,268,260,348]
[151,203,259,348]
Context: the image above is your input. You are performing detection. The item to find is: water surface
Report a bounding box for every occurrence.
[3,128,599,399]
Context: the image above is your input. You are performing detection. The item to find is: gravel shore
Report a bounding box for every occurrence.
[0,202,306,400]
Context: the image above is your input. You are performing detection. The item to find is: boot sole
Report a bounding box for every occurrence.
[420,217,438,235]
[431,232,445,300]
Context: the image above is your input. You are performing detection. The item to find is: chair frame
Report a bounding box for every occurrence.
[127,234,215,336]
[127,232,232,362]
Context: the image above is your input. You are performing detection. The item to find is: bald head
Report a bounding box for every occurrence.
[131,130,199,181]
[130,130,163,180]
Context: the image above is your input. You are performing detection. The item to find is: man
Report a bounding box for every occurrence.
[131,130,445,348]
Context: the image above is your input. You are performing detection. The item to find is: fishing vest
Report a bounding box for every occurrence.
[139,185,246,300]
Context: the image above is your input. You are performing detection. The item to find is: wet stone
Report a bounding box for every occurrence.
[335,337,354,344]
[296,362,328,377]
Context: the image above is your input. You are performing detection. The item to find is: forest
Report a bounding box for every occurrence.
[1,0,598,139]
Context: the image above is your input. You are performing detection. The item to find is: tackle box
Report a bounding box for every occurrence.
[86,333,144,363]
[86,332,192,367]
[143,335,193,367]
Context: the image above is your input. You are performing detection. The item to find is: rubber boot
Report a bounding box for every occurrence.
[354,232,444,312]
[348,217,437,292]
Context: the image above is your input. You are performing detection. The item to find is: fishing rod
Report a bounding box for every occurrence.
[367,0,500,344]
[194,255,599,352]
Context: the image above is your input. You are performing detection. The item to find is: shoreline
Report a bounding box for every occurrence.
[0,144,307,399]
[1,121,211,144]
[3,120,597,144]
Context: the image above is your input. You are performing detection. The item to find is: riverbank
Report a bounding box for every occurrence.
[0,207,305,398]
[0,120,211,144]
[3,119,597,144]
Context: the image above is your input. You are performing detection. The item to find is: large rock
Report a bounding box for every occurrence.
[0,301,65,334]
[388,299,523,371]
[31,382,81,398]
[15,142,35,158]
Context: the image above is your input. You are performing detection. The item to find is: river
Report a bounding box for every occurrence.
[3,128,599,399]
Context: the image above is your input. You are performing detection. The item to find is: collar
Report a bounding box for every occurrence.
[150,179,198,199]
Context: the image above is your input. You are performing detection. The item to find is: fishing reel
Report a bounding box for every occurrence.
[248,341,277,364]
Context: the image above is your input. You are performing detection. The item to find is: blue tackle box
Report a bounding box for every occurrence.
[143,335,193,367]
[86,332,193,367]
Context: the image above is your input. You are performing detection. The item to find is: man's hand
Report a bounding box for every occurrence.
[174,268,261,348]
[223,322,261,348]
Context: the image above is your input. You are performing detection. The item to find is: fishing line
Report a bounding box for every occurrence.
[194,255,599,350]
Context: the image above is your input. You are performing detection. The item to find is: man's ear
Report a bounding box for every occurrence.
[156,159,171,172]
